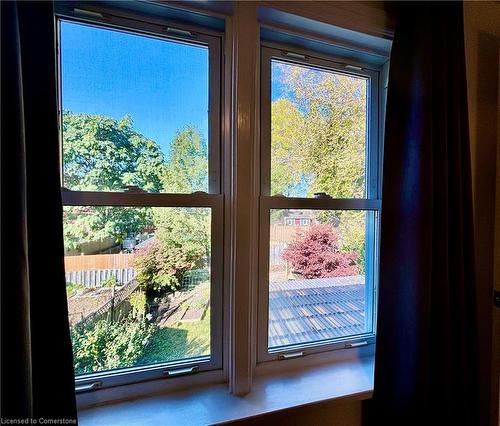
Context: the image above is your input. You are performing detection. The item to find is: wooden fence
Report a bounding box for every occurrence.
[64,253,134,271]
[269,224,310,243]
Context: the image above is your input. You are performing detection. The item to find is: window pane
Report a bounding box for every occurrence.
[268,209,374,350]
[64,206,211,375]
[60,22,209,193]
[270,60,367,198]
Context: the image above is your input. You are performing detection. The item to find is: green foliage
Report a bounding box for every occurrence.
[134,240,194,293]
[271,64,367,198]
[62,113,164,249]
[154,126,210,265]
[70,317,155,375]
[153,207,210,264]
[129,291,147,319]
[101,275,118,288]
[63,113,165,192]
[66,283,84,298]
[162,126,208,193]
[337,211,366,273]
[63,206,153,251]
[271,99,307,196]
[139,309,210,364]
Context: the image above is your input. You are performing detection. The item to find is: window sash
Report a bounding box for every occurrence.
[56,11,225,390]
[260,46,381,200]
[257,202,380,362]
[257,46,382,363]
[61,192,224,389]
[55,13,222,195]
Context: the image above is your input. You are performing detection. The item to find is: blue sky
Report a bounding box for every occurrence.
[61,21,209,158]
[61,21,295,161]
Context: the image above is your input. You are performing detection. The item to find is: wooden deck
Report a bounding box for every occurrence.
[268,276,366,348]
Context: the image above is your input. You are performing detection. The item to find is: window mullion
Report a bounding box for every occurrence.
[228,1,260,397]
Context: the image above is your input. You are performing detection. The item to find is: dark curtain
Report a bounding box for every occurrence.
[1,1,77,421]
[365,2,479,425]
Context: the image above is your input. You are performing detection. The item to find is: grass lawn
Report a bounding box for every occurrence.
[139,309,210,364]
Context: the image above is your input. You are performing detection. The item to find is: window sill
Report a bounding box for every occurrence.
[78,352,374,425]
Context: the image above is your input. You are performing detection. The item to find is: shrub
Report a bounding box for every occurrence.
[66,282,84,298]
[134,240,194,293]
[129,291,147,319]
[101,275,118,288]
[70,317,155,375]
[282,224,358,279]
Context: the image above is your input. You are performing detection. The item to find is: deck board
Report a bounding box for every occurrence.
[268,276,366,348]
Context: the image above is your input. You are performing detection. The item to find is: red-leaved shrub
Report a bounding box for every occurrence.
[281,224,358,279]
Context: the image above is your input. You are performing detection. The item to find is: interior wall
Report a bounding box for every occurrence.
[225,400,362,426]
[463,3,500,426]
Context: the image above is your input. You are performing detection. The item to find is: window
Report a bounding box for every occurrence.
[58,16,223,389]
[258,47,381,361]
[54,3,387,403]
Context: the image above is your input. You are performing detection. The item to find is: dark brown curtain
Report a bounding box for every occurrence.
[365,2,479,425]
[1,1,77,420]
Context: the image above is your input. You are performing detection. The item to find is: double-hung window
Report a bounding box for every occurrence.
[57,12,223,390]
[258,46,381,362]
[55,2,386,404]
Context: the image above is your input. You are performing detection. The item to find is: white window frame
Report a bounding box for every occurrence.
[257,45,382,363]
[55,10,225,391]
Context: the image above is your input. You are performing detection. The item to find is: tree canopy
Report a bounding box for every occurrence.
[162,126,208,193]
[154,126,210,262]
[271,64,367,198]
[62,113,164,249]
[63,113,165,192]
[62,116,211,254]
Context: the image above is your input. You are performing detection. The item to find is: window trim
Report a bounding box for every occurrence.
[50,2,391,405]
[257,45,382,363]
[56,11,225,391]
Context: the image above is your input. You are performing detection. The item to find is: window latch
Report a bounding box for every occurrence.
[73,8,105,20]
[282,51,307,61]
[345,341,369,349]
[313,192,332,199]
[163,366,199,377]
[75,381,102,393]
[166,27,194,38]
[278,351,304,360]
[122,185,147,193]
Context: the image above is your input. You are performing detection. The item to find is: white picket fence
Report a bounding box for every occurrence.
[65,268,136,288]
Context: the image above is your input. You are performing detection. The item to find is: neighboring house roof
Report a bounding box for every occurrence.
[268,276,365,348]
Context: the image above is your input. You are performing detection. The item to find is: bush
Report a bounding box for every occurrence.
[134,240,194,293]
[101,275,118,288]
[66,282,84,298]
[129,291,147,319]
[70,317,155,375]
[282,224,358,279]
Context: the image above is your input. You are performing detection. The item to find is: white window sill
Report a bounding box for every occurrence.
[78,352,374,425]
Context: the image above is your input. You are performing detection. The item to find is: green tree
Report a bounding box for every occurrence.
[63,113,165,192]
[271,64,368,267]
[162,126,208,193]
[62,113,165,249]
[271,64,367,198]
[153,127,210,265]
[271,99,307,196]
